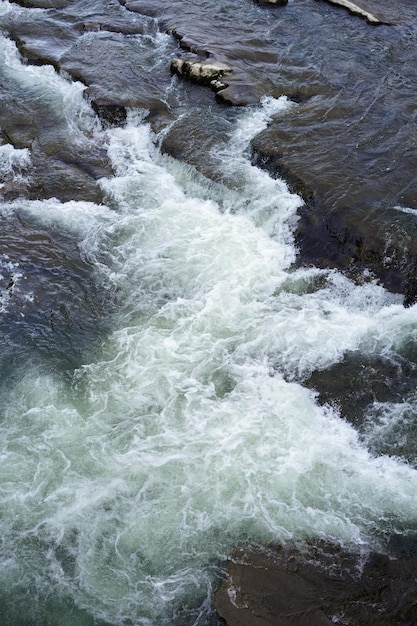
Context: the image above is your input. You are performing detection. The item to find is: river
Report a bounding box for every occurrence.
[1,1,417,625]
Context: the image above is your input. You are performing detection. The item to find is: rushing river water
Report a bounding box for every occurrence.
[1,1,417,624]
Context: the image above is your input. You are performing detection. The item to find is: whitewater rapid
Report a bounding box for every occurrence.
[1,27,417,626]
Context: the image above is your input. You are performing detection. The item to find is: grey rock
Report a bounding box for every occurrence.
[170,58,232,86]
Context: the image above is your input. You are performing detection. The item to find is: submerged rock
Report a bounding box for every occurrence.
[0,79,112,204]
[0,210,113,375]
[255,0,288,6]
[214,540,417,625]
[170,28,210,58]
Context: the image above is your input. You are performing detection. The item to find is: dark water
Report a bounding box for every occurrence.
[1,1,417,624]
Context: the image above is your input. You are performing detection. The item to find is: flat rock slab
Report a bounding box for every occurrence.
[214,541,417,626]
[60,31,172,110]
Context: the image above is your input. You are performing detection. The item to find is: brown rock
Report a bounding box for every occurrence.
[214,541,417,626]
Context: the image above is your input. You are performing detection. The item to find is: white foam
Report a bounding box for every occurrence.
[394,204,417,215]
[0,0,26,16]
[1,98,417,624]
[0,143,31,188]
[1,35,100,140]
[0,257,22,313]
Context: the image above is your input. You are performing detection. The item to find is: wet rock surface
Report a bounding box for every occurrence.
[305,351,417,467]
[159,108,234,181]
[307,351,417,424]
[1,0,174,202]
[294,203,417,306]
[250,64,417,304]
[0,209,112,377]
[214,540,417,626]
[59,30,171,111]
[0,88,111,204]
